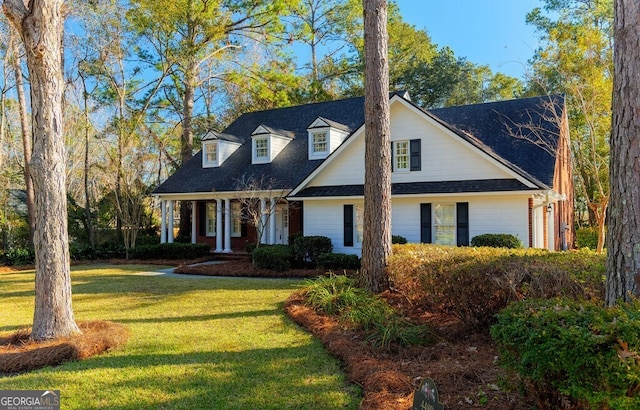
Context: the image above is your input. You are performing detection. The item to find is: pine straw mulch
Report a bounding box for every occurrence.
[174,259,357,278]
[0,321,129,375]
[285,291,532,410]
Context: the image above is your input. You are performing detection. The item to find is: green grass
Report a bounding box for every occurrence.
[0,265,360,409]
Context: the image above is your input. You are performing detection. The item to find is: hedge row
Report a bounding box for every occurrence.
[387,244,605,330]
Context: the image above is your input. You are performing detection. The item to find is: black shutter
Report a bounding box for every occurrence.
[410,139,421,171]
[456,202,469,246]
[390,141,394,172]
[420,203,432,243]
[344,205,354,247]
[198,202,206,236]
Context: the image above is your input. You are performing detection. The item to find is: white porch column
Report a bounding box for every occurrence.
[191,201,197,244]
[224,198,232,252]
[215,200,223,252]
[168,200,174,243]
[160,200,167,243]
[260,198,267,244]
[269,198,277,245]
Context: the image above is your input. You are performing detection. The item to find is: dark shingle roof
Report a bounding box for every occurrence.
[154,93,563,195]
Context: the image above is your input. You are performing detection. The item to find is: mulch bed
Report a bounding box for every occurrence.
[0,321,129,375]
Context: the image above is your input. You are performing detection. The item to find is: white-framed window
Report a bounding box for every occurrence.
[355,204,364,246]
[231,201,242,237]
[434,203,455,246]
[206,203,216,236]
[312,131,328,153]
[255,137,268,158]
[202,141,218,167]
[394,140,409,171]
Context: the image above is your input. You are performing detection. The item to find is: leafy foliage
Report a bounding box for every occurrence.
[292,235,333,266]
[128,243,211,260]
[471,233,523,248]
[316,252,360,270]
[492,298,640,409]
[391,235,407,244]
[251,244,292,271]
[575,227,600,250]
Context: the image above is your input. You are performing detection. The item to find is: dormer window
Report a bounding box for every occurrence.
[312,132,328,154]
[251,125,294,164]
[201,131,242,168]
[204,142,218,166]
[307,117,351,160]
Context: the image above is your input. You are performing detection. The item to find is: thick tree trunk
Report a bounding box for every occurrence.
[361,0,391,293]
[606,0,640,306]
[12,40,36,249]
[4,0,80,339]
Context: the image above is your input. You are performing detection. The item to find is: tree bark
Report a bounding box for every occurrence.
[606,0,640,306]
[3,0,80,339]
[361,0,391,293]
[178,62,196,239]
[11,36,36,249]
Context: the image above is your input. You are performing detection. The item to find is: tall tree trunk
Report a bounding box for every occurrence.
[80,73,95,247]
[11,37,36,249]
[606,0,640,306]
[361,0,391,293]
[179,63,196,239]
[3,0,80,339]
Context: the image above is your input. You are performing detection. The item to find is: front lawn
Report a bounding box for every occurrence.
[0,265,360,410]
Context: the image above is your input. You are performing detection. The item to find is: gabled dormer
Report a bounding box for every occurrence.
[201,131,242,168]
[307,117,351,160]
[251,125,295,164]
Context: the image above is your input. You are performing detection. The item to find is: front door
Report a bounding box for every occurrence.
[275,204,289,244]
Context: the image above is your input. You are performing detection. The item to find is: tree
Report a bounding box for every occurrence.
[361,0,391,293]
[526,0,612,252]
[606,0,640,306]
[3,0,80,340]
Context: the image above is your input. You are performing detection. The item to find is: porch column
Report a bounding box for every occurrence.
[191,201,197,244]
[168,200,174,243]
[224,198,232,252]
[260,198,267,244]
[160,200,167,243]
[215,200,223,252]
[269,198,277,244]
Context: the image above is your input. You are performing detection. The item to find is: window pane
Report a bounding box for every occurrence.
[231,202,242,236]
[355,205,364,246]
[433,203,455,246]
[395,141,409,170]
[435,226,456,246]
[313,132,327,153]
[434,204,455,225]
[255,138,268,157]
[206,203,216,236]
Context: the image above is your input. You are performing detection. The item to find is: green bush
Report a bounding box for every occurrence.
[576,227,600,250]
[4,246,35,266]
[316,253,360,270]
[491,298,640,409]
[129,243,211,260]
[471,233,523,248]
[245,242,257,254]
[391,235,408,244]
[292,235,332,266]
[387,244,605,330]
[252,245,292,271]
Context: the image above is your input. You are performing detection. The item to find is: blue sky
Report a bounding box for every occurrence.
[394,0,545,79]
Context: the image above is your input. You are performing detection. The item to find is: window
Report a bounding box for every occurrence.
[231,202,242,237]
[205,143,217,163]
[394,140,409,171]
[312,132,328,153]
[255,137,268,158]
[206,203,216,236]
[433,204,456,246]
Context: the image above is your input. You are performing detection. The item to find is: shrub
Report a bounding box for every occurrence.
[129,243,211,260]
[391,235,407,244]
[471,233,523,248]
[302,275,432,350]
[245,242,257,254]
[292,235,332,266]
[576,226,600,250]
[387,244,605,331]
[4,246,35,266]
[251,245,292,271]
[491,298,640,409]
[317,253,360,270]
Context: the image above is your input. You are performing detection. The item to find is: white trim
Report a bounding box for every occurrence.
[215,200,223,252]
[293,190,545,201]
[168,201,174,243]
[223,198,232,253]
[191,201,197,244]
[154,190,292,202]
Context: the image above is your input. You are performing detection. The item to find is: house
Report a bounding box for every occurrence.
[152,92,574,254]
